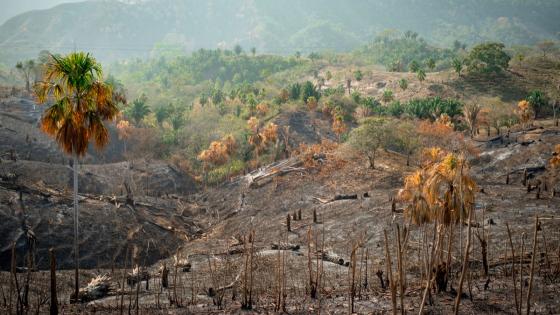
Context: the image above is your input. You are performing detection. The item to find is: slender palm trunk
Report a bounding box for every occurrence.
[73,152,79,302]
[453,205,473,315]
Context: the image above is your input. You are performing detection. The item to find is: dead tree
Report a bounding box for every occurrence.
[526,216,539,315]
[161,263,169,289]
[453,204,474,315]
[506,223,520,315]
[49,249,58,315]
[313,209,317,223]
[349,244,358,314]
[434,263,448,293]
[384,230,397,315]
[475,232,489,277]
[376,270,385,289]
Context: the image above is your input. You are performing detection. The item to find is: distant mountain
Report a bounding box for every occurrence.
[0,0,84,25]
[0,0,558,64]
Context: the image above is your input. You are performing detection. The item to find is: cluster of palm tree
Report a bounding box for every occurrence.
[35,52,120,302]
[399,147,476,225]
[397,147,477,313]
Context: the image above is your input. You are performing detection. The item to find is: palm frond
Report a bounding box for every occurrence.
[35,52,120,157]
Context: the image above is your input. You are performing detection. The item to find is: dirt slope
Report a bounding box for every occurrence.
[0,95,200,269]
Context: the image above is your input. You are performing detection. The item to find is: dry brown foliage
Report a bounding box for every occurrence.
[293,139,342,171]
[332,118,347,140]
[417,121,479,157]
[256,103,269,117]
[516,100,534,127]
[550,144,560,168]
[116,120,131,140]
[261,123,278,144]
[398,147,477,226]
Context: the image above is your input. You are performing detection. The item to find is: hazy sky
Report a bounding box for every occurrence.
[0,0,85,24]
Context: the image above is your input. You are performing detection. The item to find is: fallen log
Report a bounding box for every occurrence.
[225,247,245,255]
[333,194,358,201]
[313,194,360,204]
[519,140,535,146]
[313,197,332,204]
[246,158,305,188]
[321,251,346,266]
[271,243,300,251]
[0,180,51,198]
[208,272,242,297]
[71,275,113,303]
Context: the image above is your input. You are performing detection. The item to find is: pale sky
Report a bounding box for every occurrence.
[0,0,85,24]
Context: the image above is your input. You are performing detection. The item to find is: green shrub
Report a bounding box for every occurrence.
[323,84,346,97]
[526,90,549,118]
[206,159,246,185]
[403,97,462,120]
[387,101,405,117]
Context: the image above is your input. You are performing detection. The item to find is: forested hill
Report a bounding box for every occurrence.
[0,0,558,64]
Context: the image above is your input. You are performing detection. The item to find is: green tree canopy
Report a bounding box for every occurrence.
[154,105,170,127]
[467,42,511,73]
[348,117,391,169]
[126,94,151,126]
[15,59,36,92]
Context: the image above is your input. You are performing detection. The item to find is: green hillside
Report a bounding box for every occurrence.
[0,0,558,64]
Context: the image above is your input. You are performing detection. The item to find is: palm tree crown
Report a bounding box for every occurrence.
[35,52,119,156]
[398,148,476,226]
[127,95,151,126]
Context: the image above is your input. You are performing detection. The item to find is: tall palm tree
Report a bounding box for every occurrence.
[35,52,119,302]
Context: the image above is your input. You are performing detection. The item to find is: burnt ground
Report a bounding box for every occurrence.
[6,121,556,314]
[0,94,200,270]
[161,122,560,314]
[1,89,560,313]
